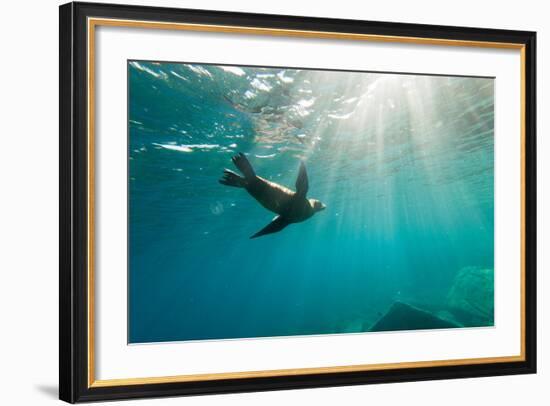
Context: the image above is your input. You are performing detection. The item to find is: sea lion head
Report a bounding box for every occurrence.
[310,199,326,213]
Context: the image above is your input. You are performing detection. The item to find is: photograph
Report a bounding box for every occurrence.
[128,61,495,343]
[56,2,537,402]
[0,0,543,404]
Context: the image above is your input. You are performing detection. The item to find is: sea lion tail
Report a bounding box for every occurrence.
[219,169,247,188]
[232,153,256,179]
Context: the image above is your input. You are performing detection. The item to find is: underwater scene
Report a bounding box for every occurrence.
[128,61,494,343]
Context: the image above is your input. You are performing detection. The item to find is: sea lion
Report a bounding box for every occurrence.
[219,153,326,239]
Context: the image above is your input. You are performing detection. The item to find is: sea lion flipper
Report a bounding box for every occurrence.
[250,216,289,239]
[232,152,256,179]
[219,169,246,188]
[295,161,309,197]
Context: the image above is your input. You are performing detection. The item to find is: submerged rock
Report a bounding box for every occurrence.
[446,266,494,327]
[370,301,460,332]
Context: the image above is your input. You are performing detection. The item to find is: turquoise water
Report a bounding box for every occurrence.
[128,61,494,343]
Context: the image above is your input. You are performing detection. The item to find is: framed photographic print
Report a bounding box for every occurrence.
[59,1,537,403]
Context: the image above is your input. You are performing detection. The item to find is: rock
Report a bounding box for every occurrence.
[446,267,494,327]
[369,301,460,332]
[435,310,463,327]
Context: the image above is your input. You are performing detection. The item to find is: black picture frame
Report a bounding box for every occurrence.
[60,1,537,403]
